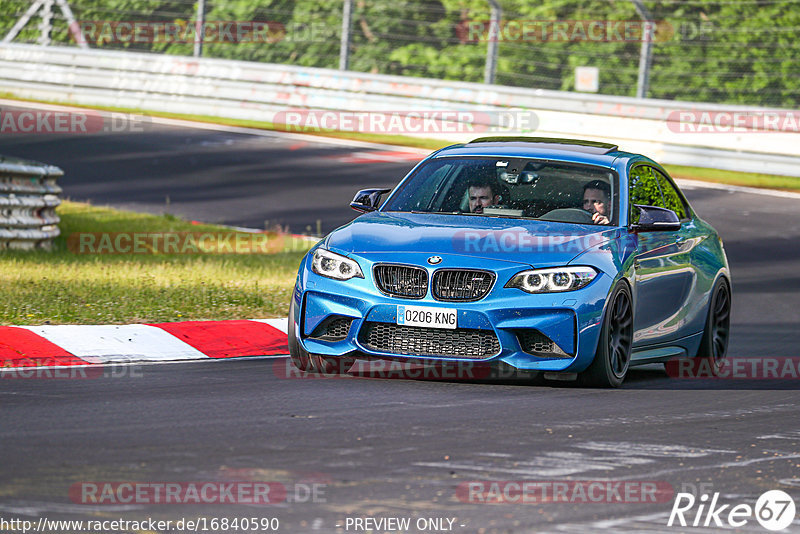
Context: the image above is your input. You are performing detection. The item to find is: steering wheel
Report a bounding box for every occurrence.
[539,208,594,224]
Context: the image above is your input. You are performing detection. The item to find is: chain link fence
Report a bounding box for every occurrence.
[1,0,799,108]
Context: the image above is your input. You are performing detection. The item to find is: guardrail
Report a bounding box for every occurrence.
[0,156,62,250]
[0,43,798,177]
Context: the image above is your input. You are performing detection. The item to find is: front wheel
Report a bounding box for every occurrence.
[311,354,356,375]
[580,282,634,388]
[288,297,313,372]
[288,298,356,375]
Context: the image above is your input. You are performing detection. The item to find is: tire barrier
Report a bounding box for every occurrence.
[0,155,62,250]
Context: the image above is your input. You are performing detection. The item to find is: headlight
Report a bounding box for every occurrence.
[311,248,364,280]
[506,266,598,294]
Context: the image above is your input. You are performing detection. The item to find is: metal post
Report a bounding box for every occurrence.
[193,0,205,58]
[484,0,501,85]
[55,0,90,48]
[630,0,653,99]
[339,0,353,70]
[37,0,53,46]
[4,0,89,49]
[3,0,45,43]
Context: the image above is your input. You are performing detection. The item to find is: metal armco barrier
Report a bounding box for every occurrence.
[0,43,798,177]
[0,156,62,250]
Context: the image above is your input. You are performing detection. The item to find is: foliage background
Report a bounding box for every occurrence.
[1,0,798,107]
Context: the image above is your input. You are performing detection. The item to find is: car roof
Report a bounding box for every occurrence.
[432,137,635,168]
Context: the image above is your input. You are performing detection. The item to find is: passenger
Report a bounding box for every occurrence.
[582,180,611,225]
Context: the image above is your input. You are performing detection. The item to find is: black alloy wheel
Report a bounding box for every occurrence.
[581,282,634,388]
[697,279,731,375]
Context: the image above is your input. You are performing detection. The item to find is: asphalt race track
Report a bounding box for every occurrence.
[0,103,421,234]
[1,103,800,533]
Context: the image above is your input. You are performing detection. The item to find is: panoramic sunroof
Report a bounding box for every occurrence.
[467,137,619,155]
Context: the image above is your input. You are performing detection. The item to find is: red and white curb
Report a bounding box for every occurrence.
[0,319,289,369]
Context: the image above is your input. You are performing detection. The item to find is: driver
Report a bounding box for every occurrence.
[467,178,502,214]
[582,180,611,225]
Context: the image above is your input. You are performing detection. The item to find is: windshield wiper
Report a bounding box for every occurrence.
[408,210,460,215]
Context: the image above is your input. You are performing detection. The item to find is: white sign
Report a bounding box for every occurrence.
[575,66,599,93]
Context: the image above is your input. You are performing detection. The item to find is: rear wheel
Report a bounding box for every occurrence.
[696,278,731,375]
[580,282,634,388]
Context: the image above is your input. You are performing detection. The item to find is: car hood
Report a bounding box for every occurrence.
[326,211,619,267]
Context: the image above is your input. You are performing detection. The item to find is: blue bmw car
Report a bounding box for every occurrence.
[288,137,731,387]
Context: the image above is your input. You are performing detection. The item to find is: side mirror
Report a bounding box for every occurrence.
[350,188,391,213]
[630,204,681,232]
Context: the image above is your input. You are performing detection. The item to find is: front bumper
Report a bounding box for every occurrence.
[292,252,613,373]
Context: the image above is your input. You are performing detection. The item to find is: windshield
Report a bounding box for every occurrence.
[382,156,617,225]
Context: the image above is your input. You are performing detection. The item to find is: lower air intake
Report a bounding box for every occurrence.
[359,321,500,359]
[309,317,354,341]
[516,329,571,358]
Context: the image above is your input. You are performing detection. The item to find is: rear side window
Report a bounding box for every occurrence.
[628,166,663,225]
[652,168,689,220]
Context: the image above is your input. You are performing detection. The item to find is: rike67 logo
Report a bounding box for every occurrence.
[668,490,796,531]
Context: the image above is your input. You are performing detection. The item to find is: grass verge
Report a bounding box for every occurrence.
[664,164,800,191]
[5,92,798,190]
[0,201,313,325]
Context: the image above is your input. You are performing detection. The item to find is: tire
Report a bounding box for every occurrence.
[288,298,356,375]
[288,297,314,372]
[580,282,634,388]
[310,354,356,375]
[696,278,731,376]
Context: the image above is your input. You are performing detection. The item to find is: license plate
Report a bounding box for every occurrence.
[397,305,457,329]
